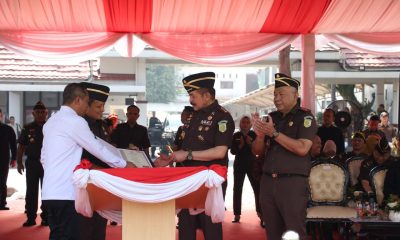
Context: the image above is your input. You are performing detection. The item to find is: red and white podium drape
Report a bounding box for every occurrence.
[72,160,227,223]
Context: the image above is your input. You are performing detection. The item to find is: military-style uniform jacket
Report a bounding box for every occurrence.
[358,155,394,188]
[263,105,317,176]
[19,121,44,160]
[173,126,184,150]
[0,123,16,162]
[180,100,234,167]
[82,116,111,168]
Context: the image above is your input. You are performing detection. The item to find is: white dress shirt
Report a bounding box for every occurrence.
[41,106,126,200]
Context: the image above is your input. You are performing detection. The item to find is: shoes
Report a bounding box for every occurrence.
[232,215,240,223]
[110,221,118,226]
[41,220,49,226]
[0,206,9,210]
[22,220,36,227]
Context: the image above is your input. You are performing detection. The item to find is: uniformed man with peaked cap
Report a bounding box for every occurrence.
[78,82,112,240]
[252,73,317,240]
[155,72,234,240]
[17,100,48,227]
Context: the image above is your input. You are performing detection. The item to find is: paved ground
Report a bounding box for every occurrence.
[6,154,260,218]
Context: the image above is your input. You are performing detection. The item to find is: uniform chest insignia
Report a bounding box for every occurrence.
[198,126,203,131]
[218,120,228,133]
[303,116,313,128]
[205,126,209,131]
[30,138,35,143]
[208,116,213,120]
[198,135,204,141]
[200,120,212,126]
[288,121,293,127]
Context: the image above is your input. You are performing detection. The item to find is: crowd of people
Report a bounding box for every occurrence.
[1,72,400,240]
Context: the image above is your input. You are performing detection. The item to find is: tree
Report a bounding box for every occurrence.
[336,84,375,117]
[146,65,176,103]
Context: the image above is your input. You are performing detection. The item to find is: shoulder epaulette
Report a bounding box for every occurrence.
[219,106,229,113]
[299,107,311,112]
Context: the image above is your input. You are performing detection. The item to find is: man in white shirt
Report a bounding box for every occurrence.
[41,83,134,240]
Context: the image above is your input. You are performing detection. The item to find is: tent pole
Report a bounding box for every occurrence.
[301,34,316,114]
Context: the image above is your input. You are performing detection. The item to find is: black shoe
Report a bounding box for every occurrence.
[110,221,117,226]
[41,220,49,226]
[232,215,240,223]
[22,220,36,227]
[0,206,9,210]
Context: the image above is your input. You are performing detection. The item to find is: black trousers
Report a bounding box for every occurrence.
[78,212,107,240]
[43,200,79,240]
[0,162,9,207]
[178,209,222,240]
[232,164,261,216]
[25,159,47,221]
[260,175,309,240]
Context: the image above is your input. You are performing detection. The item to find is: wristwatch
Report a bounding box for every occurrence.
[186,150,193,161]
[272,131,280,139]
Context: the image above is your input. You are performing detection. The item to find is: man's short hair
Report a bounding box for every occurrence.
[197,88,216,99]
[127,105,140,112]
[324,108,336,117]
[369,115,380,122]
[62,83,88,105]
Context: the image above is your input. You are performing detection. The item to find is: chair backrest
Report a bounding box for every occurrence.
[309,159,348,205]
[345,156,365,186]
[369,165,389,205]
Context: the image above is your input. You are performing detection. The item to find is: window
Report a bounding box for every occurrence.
[220,81,234,89]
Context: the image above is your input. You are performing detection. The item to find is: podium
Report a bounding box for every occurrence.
[85,170,213,240]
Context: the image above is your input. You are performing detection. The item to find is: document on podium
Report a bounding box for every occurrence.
[97,138,153,168]
[119,148,153,168]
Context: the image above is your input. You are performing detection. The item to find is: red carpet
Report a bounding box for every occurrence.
[0,199,266,240]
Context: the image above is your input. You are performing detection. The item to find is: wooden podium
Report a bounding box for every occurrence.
[87,183,209,240]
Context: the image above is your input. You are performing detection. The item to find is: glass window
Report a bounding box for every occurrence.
[220,81,234,89]
[24,92,40,106]
[0,91,7,121]
[42,92,59,108]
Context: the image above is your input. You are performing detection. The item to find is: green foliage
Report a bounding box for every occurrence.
[387,194,400,212]
[146,65,176,103]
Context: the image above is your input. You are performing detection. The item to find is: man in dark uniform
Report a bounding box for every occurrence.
[362,115,386,140]
[172,106,194,151]
[252,73,317,240]
[231,115,261,224]
[155,72,235,240]
[17,101,48,226]
[111,105,151,158]
[357,137,393,194]
[340,131,368,164]
[317,108,345,154]
[79,82,113,240]
[0,108,16,210]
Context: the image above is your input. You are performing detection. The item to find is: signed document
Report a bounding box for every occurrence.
[119,148,153,168]
[97,138,153,168]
